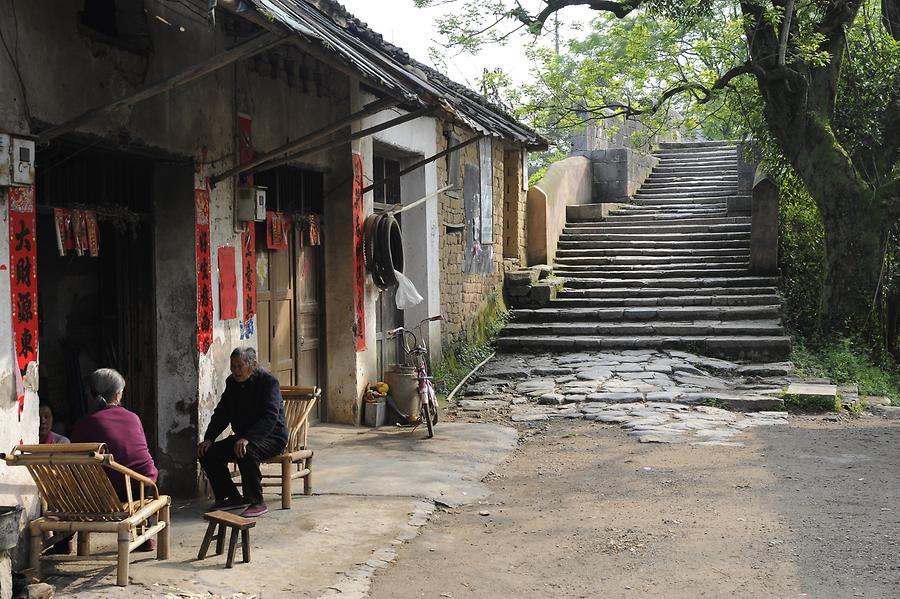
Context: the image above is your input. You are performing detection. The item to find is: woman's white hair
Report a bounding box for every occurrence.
[90,368,126,406]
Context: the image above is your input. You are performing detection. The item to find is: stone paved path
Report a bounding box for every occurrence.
[456,349,798,445]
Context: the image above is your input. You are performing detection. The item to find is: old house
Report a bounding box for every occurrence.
[0,0,543,567]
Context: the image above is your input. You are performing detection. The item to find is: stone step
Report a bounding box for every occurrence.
[654,151,736,161]
[555,260,749,271]
[641,181,739,191]
[638,184,739,195]
[555,254,749,266]
[579,216,751,226]
[494,335,792,361]
[659,141,738,149]
[502,320,785,337]
[645,175,739,184]
[558,241,750,252]
[555,267,752,279]
[556,247,749,258]
[563,223,750,235]
[510,305,781,322]
[558,231,750,242]
[563,276,779,289]
[550,294,781,307]
[610,209,729,218]
[556,286,778,298]
[635,189,742,200]
[651,166,738,175]
[654,159,737,169]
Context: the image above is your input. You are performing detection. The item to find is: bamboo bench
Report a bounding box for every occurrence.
[2,443,171,587]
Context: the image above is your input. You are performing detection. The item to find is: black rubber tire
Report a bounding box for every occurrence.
[422,398,435,439]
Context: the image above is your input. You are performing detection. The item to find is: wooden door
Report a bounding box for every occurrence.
[256,236,295,386]
[295,238,322,393]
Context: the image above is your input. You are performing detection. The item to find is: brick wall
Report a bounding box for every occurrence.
[436,122,525,346]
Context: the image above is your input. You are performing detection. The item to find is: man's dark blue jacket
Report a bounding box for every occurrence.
[204,370,289,447]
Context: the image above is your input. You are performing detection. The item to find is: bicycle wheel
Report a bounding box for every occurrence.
[422,396,435,439]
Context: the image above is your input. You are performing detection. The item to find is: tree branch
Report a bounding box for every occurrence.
[884,0,900,40]
[513,0,645,32]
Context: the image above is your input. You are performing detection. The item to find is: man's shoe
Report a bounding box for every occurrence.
[240,503,268,517]
[210,496,247,511]
[135,538,156,552]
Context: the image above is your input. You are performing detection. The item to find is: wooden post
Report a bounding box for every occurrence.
[157,503,170,560]
[241,530,251,563]
[76,531,90,556]
[29,523,42,580]
[225,528,240,568]
[281,459,292,510]
[116,529,131,587]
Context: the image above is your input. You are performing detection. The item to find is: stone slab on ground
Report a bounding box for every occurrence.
[784,383,838,407]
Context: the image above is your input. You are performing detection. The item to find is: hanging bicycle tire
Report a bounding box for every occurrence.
[363,213,404,290]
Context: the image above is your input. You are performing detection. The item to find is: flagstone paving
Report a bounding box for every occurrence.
[454,349,801,444]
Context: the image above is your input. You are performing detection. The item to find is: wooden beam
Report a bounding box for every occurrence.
[210,97,399,185]
[362,134,485,194]
[242,107,432,177]
[37,33,289,143]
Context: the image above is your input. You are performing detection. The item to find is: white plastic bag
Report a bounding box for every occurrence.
[394,270,424,310]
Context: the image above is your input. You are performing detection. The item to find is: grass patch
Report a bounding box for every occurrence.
[432,293,508,396]
[790,338,900,406]
[782,391,842,413]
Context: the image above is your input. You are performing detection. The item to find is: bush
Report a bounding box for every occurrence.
[791,339,900,405]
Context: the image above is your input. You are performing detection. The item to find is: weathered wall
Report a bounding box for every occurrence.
[0,1,349,492]
[435,123,514,346]
[583,148,659,202]
[525,156,592,266]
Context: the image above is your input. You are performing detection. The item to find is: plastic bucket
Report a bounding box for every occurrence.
[0,505,23,551]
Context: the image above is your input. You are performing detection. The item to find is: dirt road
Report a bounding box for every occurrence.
[369,416,900,598]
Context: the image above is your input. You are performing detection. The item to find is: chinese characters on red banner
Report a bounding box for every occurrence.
[352,153,366,352]
[9,187,37,426]
[217,246,237,320]
[241,222,256,330]
[266,210,290,250]
[195,189,213,354]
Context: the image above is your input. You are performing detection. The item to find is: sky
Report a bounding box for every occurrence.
[338,0,595,90]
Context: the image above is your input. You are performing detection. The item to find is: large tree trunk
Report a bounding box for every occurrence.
[817,195,889,335]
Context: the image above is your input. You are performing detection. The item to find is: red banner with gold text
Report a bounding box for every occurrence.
[196,188,213,354]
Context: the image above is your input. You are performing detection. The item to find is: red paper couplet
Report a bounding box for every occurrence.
[266,211,290,250]
[9,187,38,375]
[217,246,237,320]
[352,153,366,352]
[241,222,256,326]
[195,188,213,354]
[53,208,75,256]
[85,211,100,257]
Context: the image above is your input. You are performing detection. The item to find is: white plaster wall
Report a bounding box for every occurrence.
[364,104,442,358]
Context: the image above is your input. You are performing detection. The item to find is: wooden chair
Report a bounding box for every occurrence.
[262,386,318,509]
[1,443,171,587]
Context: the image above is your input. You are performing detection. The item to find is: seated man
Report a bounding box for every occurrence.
[198,347,288,517]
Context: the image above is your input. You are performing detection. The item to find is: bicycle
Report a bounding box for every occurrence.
[387,315,443,438]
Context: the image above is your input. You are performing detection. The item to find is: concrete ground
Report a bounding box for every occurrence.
[39,423,516,599]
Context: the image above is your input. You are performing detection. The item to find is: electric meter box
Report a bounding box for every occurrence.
[0,134,36,187]
[236,185,266,222]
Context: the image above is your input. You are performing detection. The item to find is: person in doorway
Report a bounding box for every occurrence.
[39,402,70,444]
[71,368,159,551]
[198,347,288,518]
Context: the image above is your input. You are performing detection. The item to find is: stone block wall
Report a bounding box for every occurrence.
[436,122,516,346]
[581,148,659,202]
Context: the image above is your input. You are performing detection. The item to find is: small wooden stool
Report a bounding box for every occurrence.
[197,510,256,568]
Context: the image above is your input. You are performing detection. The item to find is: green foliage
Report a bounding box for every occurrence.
[791,340,900,404]
[782,390,842,413]
[432,293,508,395]
[701,397,731,410]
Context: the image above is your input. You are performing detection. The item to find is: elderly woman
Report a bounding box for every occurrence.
[71,368,159,550]
[198,347,288,517]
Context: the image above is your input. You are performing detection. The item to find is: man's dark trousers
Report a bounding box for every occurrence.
[200,434,285,504]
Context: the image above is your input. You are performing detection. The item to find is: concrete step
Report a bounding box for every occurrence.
[558,231,750,242]
[494,335,791,361]
[563,223,750,235]
[555,254,749,266]
[557,286,777,298]
[556,247,749,258]
[557,241,750,251]
[502,320,785,337]
[555,267,752,279]
[563,276,779,289]
[510,305,782,322]
[581,216,751,227]
[550,294,781,308]
[659,141,738,149]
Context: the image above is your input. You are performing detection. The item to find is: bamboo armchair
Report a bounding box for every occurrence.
[1,443,171,587]
[262,386,318,509]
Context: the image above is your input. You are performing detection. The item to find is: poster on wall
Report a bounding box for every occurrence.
[352,152,366,352]
[266,211,290,250]
[217,246,237,320]
[195,188,213,354]
[241,222,256,332]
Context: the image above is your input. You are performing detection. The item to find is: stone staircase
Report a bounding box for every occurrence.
[499,141,791,361]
